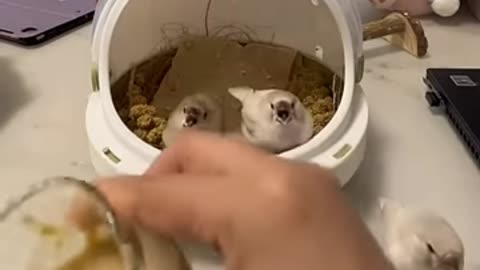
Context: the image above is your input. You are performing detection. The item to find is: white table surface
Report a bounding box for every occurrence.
[0,9,479,270]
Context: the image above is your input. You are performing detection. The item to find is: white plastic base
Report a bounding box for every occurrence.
[85,85,368,185]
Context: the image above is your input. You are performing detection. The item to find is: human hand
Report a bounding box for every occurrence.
[71,130,391,270]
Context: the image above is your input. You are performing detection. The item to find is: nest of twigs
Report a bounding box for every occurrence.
[111,39,343,150]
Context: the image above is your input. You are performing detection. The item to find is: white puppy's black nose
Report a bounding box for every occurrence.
[441,253,461,270]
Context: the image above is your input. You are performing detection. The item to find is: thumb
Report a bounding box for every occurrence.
[96,175,229,245]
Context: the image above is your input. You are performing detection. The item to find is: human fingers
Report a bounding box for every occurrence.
[96,174,231,246]
[146,129,274,175]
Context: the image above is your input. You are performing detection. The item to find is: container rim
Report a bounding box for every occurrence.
[94,0,360,163]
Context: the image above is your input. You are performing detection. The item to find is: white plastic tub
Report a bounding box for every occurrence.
[86,0,369,186]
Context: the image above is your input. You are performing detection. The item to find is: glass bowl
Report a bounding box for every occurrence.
[0,176,189,270]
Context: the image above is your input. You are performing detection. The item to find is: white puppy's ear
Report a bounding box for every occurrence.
[228,86,255,103]
[378,197,405,218]
[379,197,404,211]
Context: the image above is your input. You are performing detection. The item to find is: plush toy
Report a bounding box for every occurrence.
[369,0,461,17]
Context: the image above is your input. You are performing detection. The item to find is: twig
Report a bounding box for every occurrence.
[128,66,137,92]
[205,0,213,36]
[332,74,338,109]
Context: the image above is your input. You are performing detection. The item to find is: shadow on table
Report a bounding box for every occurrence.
[343,122,387,219]
[363,44,403,61]
[363,42,433,61]
[0,57,32,129]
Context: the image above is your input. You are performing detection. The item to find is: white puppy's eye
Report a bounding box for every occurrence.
[270,103,274,110]
[426,243,436,254]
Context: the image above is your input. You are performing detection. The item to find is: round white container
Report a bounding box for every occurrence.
[86,0,369,186]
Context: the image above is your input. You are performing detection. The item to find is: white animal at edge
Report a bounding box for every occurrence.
[379,198,464,270]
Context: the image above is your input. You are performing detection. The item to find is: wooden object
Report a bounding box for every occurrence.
[363,12,428,58]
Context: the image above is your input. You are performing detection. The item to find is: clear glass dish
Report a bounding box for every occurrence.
[0,176,146,270]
